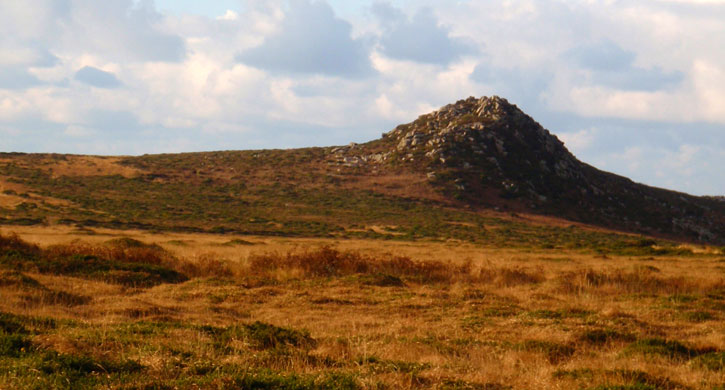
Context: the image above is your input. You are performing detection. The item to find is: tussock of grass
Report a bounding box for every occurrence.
[0,270,42,289]
[0,232,39,253]
[233,370,359,390]
[556,267,716,295]
[248,246,546,286]
[517,340,576,364]
[578,329,636,345]
[0,332,33,357]
[622,338,714,361]
[0,233,187,287]
[555,369,686,390]
[439,378,512,390]
[248,246,472,284]
[356,356,430,374]
[691,352,725,371]
[201,321,316,352]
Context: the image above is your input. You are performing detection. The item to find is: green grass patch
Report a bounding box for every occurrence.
[691,352,725,371]
[622,338,706,361]
[357,356,430,374]
[201,321,316,353]
[577,329,636,345]
[232,370,359,390]
[678,310,715,322]
[517,340,575,364]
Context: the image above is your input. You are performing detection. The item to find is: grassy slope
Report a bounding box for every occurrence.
[1,229,725,389]
[0,152,712,254]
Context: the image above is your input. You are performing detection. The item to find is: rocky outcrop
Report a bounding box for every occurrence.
[371,96,725,244]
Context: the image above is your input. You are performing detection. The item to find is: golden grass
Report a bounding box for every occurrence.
[2,226,725,389]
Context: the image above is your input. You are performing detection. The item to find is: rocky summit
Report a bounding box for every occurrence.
[369,96,725,243]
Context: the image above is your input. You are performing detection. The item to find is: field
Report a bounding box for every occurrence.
[2,226,725,389]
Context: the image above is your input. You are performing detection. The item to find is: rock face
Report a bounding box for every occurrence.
[377,96,725,244]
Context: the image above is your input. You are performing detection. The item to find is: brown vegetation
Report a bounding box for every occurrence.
[1,228,725,389]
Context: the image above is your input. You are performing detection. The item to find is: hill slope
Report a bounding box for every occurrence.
[0,96,723,246]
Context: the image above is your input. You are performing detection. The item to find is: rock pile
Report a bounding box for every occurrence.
[382,96,585,200]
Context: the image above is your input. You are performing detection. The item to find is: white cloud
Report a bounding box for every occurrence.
[372,3,477,65]
[64,124,95,137]
[236,0,374,78]
[217,10,238,21]
[559,128,596,152]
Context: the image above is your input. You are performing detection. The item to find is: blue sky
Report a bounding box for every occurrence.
[1,0,725,195]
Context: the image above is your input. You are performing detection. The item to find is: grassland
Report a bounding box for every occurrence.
[2,226,725,389]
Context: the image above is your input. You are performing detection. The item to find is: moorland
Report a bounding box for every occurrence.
[1,96,725,389]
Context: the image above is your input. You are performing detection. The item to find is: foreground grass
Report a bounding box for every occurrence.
[1,231,725,389]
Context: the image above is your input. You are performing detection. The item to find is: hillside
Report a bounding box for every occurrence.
[0,96,723,247]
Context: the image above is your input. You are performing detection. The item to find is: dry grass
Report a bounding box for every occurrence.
[2,227,725,389]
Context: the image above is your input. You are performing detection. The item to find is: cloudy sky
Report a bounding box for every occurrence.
[1,0,724,195]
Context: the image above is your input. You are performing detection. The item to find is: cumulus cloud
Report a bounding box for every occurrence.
[0,0,185,64]
[372,2,476,65]
[74,66,121,88]
[236,0,373,78]
[470,64,551,113]
[0,68,43,90]
[566,41,684,91]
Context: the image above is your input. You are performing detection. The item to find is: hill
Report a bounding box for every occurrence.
[0,96,723,247]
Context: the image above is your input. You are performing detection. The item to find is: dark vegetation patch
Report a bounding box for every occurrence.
[356,356,430,374]
[554,369,686,390]
[577,329,637,346]
[622,338,715,361]
[677,310,715,323]
[556,267,715,295]
[0,311,143,389]
[516,340,575,364]
[248,246,473,284]
[201,321,316,352]
[232,370,359,390]
[0,233,187,287]
[526,307,594,320]
[691,352,725,371]
[439,378,512,390]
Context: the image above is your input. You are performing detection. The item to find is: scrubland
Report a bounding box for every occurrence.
[1,226,725,389]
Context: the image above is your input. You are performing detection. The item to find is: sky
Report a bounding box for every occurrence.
[1,1,724,196]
